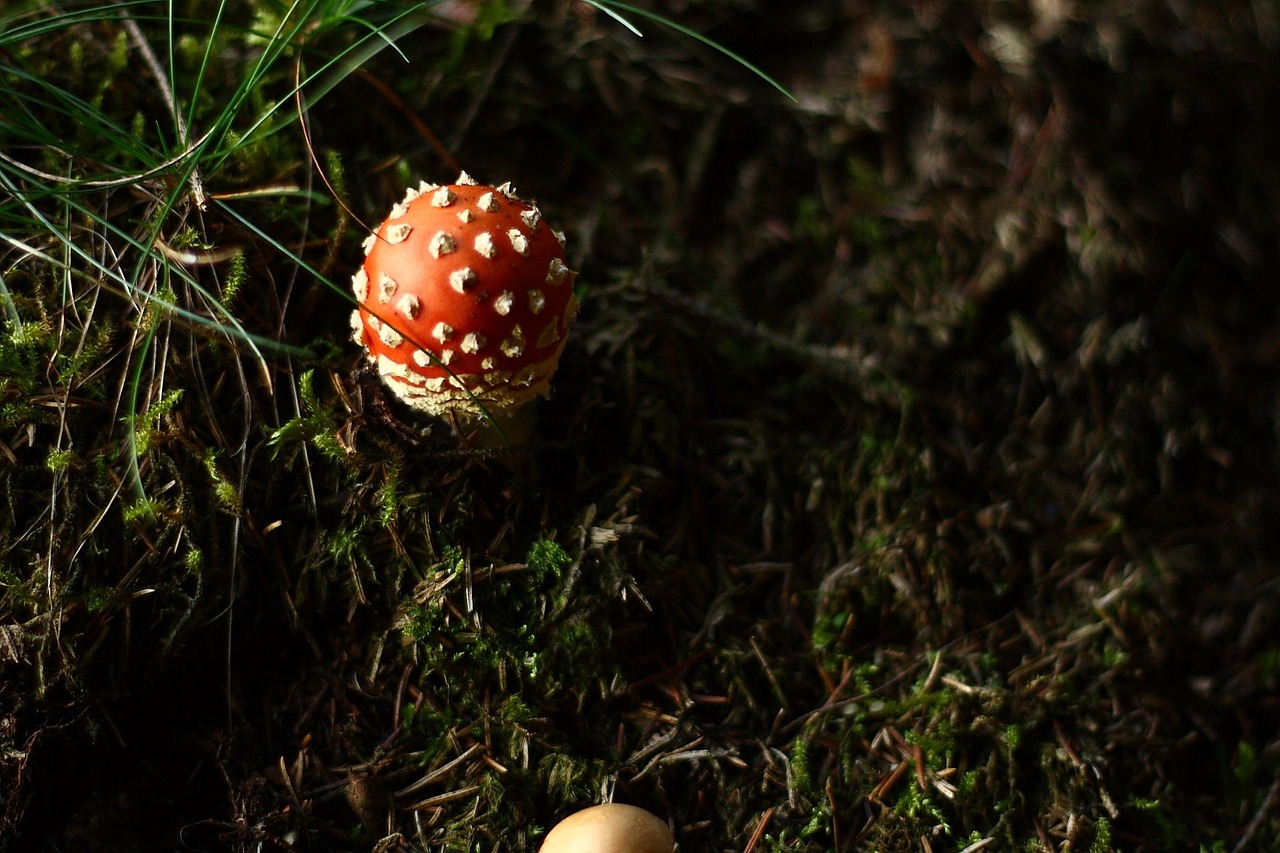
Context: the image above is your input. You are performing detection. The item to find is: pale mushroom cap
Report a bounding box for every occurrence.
[539,804,674,853]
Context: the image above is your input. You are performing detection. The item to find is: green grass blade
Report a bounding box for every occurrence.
[581,0,795,100]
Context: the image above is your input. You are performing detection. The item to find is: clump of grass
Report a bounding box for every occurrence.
[0,0,473,839]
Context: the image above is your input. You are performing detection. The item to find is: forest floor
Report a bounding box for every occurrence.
[2,1,1279,851]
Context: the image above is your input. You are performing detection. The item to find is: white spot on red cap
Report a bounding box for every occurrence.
[362,233,377,256]
[378,322,404,348]
[501,326,525,358]
[478,192,498,212]
[429,231,457,258]
[376,353,402,377]
[494,291,514,316]
[450,267,476,293]
[448,267,473,294]
[545,257,569,285]
[457,209,474,224]
[431,187,456,207]
[497,182,517,198]
[412,350,431,367]
[461,332,486,354]
[377,273,397,303]
[432,321,453,343]
[474,232,496,258]
[385,223,413,244]
[553,230,566,249]
[507,229,529,256]
[351,269,369,301]
[457,171,478,186]
[388,200,410,219]
[528,289,545,314]
[520,208,541,229]
[349,310,365,344]
[397,293,420,319]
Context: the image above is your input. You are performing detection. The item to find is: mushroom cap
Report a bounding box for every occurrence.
[538,803,675,853]
[350,175,578,416]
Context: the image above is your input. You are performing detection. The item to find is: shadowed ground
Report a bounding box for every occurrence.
[2,1,1278,850]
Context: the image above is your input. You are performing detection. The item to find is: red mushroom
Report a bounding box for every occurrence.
[350,173,578,420]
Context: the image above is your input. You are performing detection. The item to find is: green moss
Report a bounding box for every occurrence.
[220,249,247,306]
[526,538,572,584]
[268,370,351,463]
[45,448,78,473]
[789,734,813,794]
[132,388,184,457]
[1089,817,1113,853]
[123,496,164,526]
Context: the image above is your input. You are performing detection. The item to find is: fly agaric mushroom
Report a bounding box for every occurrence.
[539,804,675,853]
[350,172,578,420]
